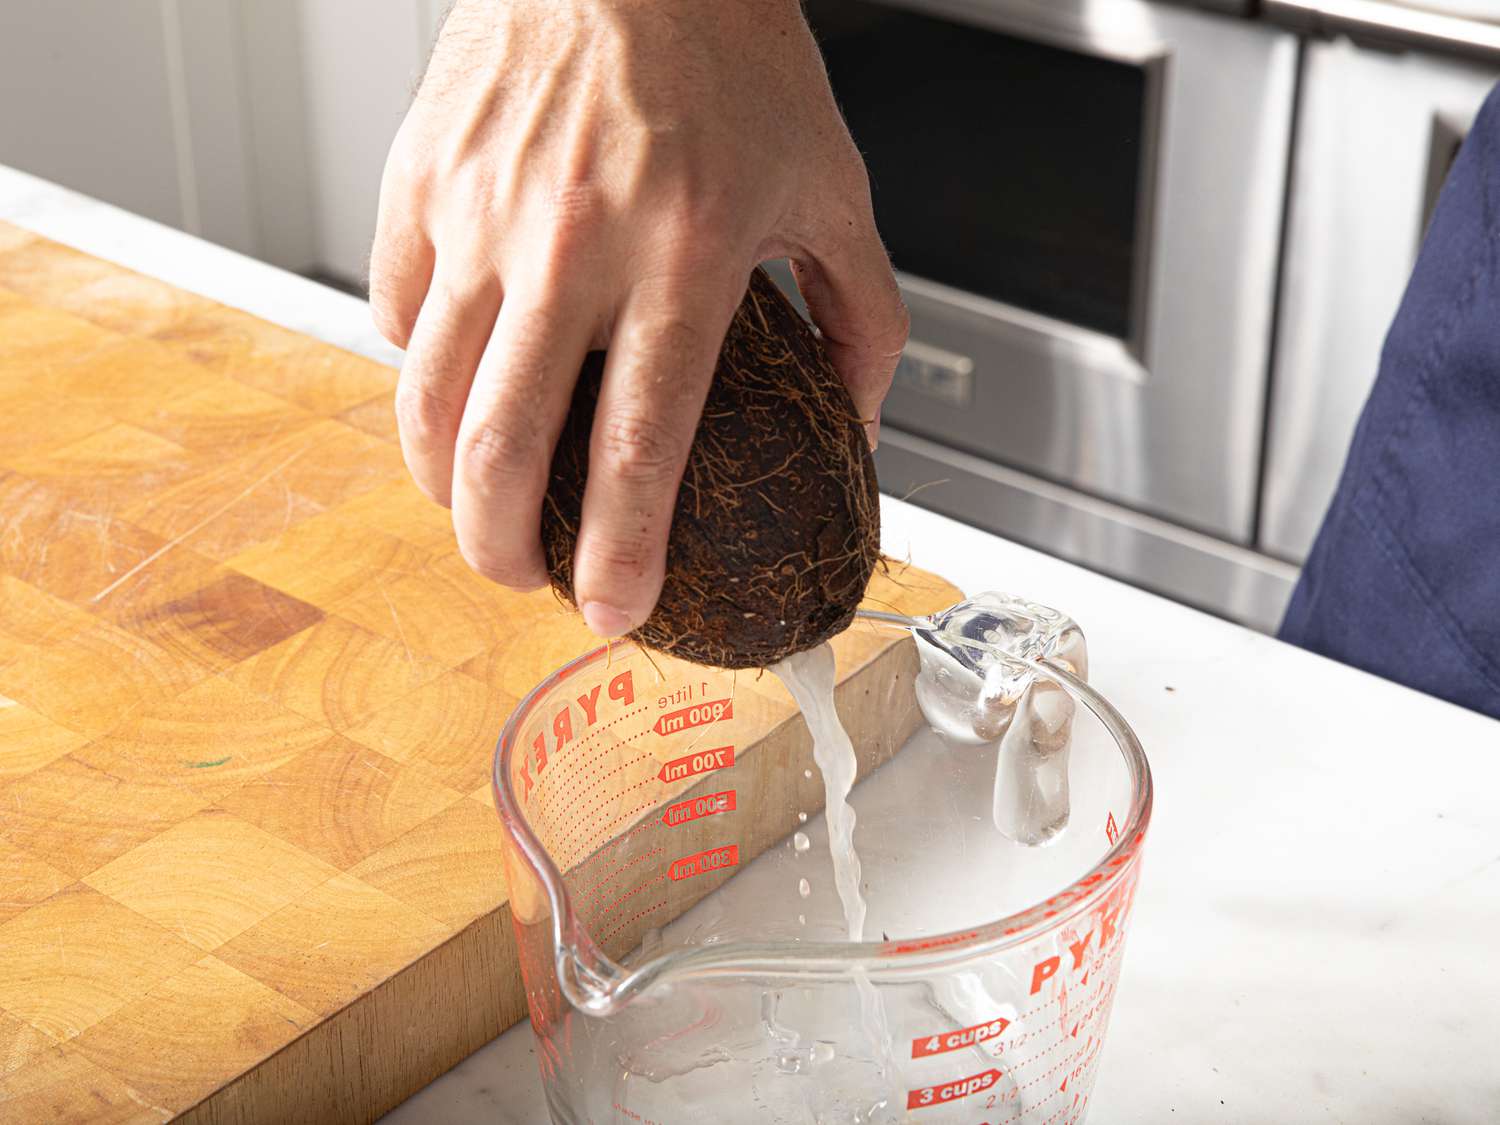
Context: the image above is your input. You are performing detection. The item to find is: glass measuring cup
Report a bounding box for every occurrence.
[494,596,1152,1124]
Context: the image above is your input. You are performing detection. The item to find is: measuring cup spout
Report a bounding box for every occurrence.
[556,937,628,1016]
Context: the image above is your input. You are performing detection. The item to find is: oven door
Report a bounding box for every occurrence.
[801,0,1296,542]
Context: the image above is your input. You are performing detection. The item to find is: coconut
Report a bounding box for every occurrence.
[541,265,881,669]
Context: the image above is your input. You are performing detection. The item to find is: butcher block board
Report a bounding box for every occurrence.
[0,225,961,1124]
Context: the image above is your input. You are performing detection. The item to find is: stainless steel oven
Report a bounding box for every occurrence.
[780,0,1303,628]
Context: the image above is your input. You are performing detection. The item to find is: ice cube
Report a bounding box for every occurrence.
[912,593,1087,845]
[993,678,1074,845]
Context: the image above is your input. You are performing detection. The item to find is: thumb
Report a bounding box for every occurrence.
[789,218,909,447]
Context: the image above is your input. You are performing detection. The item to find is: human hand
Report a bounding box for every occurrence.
[370,0,907,638]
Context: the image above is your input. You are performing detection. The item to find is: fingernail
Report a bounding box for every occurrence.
[582,601,635,638]
[867,407,882,451]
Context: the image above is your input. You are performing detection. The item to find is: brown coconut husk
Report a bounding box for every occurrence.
[541,265,881,669]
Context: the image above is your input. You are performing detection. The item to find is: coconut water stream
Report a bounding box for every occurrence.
[770,643,899,1105]
[770,644,866,943]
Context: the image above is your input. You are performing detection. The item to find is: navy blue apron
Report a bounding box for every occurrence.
[1279,83,1500,721]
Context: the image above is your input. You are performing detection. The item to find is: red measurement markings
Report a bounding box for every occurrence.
[889,929,980,956]
[657,745,734,784]
[662,790,736,827]
[555,778,661,869]
[1002,1028,1083,1076]
[535,704,649,798]
[989,1082,1063,1125]
[907,1068,1003,1111]
[559,776,706,872]
[912,1016,1011,1059]
[591,871,667,922]
[1005,967,1118,1050]
[668,845,739,881]
[534,719,652,824]
[1105,811,1119,846]
[556,750,652,825]
[598,896,668,948]
[1012,1033,1099,1098]
[575,846,664,913]
[653,698,732,736]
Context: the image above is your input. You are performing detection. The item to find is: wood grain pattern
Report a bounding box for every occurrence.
[0,696,91,780]
[0,226,963,1124]
[0,1045,169,1123]
[0,885,203,1041]
[71,957,316,1117]
[0,838,73,925]
[81,811,341,951]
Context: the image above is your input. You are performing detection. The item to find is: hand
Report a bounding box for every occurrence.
[370,0,907,638]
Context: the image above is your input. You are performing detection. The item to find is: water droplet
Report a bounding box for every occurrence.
[793,831,810,853]
[798,877,811,898]
[797,913,806,925]
[797,811,808,823]
[803,769,813,780]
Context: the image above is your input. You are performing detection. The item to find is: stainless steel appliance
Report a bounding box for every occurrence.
[790,0,1302,630]
[1260,0,1500,559]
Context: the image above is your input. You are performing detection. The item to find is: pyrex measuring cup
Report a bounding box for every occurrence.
[494,595,1152,1124]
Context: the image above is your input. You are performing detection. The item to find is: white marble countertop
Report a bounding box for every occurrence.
[7,164,1500,1124]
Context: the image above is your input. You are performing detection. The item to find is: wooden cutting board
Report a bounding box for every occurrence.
[0,225,961,1124]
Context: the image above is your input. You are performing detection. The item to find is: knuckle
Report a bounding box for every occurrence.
[594,411,685,483]
[424,274,499,336]
[380,137,418,192]
[504,300,572,354]
[394,381,457,449]
[545,180,607,226]
[646,315,704,362]
[620,311,710,372]
[381,131,436,204]
[577,536,656,585]
[889,294,913,348]
[662,192,736,245]
[833,140,875,194]
[540,182,607,247]
[459,420,538,485]
[385,148,425,195]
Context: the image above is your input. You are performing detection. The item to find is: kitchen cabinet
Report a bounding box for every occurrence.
[1260,30,1500,561]
[0,0,253,253]
[0,0,448,281]
[292,0,447,280]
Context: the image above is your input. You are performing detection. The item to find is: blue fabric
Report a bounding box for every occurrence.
[1279,83,1500,721]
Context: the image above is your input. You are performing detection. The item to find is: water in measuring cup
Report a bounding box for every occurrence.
[607,597,1113,1123]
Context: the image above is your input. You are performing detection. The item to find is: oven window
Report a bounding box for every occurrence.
[806,0,1150,340]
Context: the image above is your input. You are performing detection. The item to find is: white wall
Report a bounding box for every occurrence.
[289,0,436,282]
[0,1,240,247]
[0,0,450,281]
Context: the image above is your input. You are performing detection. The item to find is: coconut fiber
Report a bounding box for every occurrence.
[541,265,881,669]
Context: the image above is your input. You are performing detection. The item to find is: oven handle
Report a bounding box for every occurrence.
[1264,0,1500,66]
